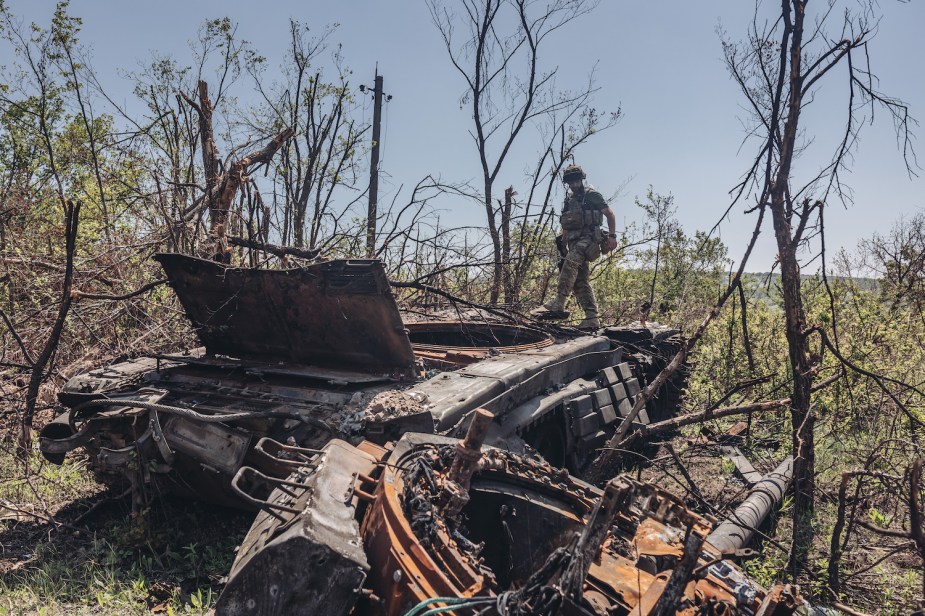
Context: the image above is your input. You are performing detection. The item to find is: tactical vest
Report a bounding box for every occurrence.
[560,189,604,238]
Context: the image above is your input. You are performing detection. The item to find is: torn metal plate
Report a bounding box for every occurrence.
[155,254,416,378]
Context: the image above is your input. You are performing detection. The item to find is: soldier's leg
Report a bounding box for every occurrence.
[573,245,601,330]
[532,237,586,319]
[550,239,588,309]
[532,247,580,317]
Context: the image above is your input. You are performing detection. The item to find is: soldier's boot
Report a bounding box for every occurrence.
[576,309,601,331]
[529,295,570,320]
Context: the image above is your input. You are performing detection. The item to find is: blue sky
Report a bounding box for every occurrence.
[4,1,923,271]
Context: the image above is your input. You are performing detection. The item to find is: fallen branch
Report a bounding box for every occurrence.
[618,372,842,450]
[840,541,916,583]
[226,236,322,262]
[0,254,66,272]
[663,443,711,512]
[706,373,775,412]
[0,499,41,523]
[0,306,34,365]
[72,278,167,301]
[857,519,910,539]
[832,602,872,616]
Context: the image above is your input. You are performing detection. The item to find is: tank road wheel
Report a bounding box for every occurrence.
[520,409,569,469]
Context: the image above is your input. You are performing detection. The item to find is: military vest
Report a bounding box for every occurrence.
[560,188,605,239]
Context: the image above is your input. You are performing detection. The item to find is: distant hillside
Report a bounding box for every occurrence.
[741,272,880,304]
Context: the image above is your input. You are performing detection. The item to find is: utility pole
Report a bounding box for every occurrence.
[363,70,388,259]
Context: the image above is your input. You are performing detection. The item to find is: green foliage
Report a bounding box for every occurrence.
[867,507,890,528]
[587,189,730,327]
[0,4,922,611]
[743,542,789,589]
[683,263,924,610]
[0,448,248,615]
[0,451,101,506]
[0,524,241,615]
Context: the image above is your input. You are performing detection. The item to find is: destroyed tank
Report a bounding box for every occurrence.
[38,254,806,615]
[38,253,687,510]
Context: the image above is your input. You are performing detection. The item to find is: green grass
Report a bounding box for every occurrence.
[0,450,104,508]
[0,507,247,615]
[0,447,250,615]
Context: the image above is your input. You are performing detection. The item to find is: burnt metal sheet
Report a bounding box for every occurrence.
[154,254,416,378]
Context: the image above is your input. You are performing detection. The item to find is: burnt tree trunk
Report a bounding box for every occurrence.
[182,81,293,261]
[195,81,221,228]
[20,201,80,459]
[484,176,502,305]
[769,0,816,580]
[774,187,816,579]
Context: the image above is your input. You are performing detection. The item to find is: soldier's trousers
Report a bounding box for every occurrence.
[557,236,599,316]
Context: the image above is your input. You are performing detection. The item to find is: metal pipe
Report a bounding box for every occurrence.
[438,409,494,519]
[706,456,794,553]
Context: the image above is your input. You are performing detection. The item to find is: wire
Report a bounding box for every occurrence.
[403,596,496,616]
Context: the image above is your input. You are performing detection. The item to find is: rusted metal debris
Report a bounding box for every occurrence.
[437,408,494,520]
[217,422,806,615]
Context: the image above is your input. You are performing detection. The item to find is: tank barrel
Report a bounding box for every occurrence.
[706,456,794,553]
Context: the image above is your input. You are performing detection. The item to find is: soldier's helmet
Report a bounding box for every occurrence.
[562,164,586,183]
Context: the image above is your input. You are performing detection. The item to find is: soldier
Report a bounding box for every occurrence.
[531,164,617,329]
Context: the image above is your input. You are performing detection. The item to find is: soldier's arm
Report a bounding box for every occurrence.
[602,206,618,253]
[602,207,616,237]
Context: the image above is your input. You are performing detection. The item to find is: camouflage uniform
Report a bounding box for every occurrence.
[551,187,607,322]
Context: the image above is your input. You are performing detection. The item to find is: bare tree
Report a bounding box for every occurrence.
[244,22,368,253]
[429,0,613,305]
[180,80,293,261]
[859,212,925,316]
[723,0,915,580]
[91,17,251,254]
